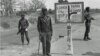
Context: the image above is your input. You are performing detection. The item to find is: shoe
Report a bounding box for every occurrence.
[87,37,91,40]
[47,53,51,56]
[83,39,88,41]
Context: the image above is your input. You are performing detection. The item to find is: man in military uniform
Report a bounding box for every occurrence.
[37,8,53,56]
[84,7,95,41]
[18,14,30,45]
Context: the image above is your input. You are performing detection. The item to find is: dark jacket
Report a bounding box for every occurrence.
[17,18,29,34]
[18,18,29,29]
[84,11,94,26]
[37,15,52,33]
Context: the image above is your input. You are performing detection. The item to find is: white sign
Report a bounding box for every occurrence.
[55,2,84,23]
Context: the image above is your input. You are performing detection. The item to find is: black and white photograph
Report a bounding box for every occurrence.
[0,0,100,56]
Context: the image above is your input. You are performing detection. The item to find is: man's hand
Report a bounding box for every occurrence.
[39,32,44,42]
[90,16,95,20]
[25,28,28,31]
[91,17,95,20]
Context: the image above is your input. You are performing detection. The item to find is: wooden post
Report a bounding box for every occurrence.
[67,5,73,55]
[67,5,77,55]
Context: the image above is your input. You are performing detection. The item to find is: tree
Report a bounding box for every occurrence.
[1,0,16,16]
[31,0,46,11]
[39,0,46,4]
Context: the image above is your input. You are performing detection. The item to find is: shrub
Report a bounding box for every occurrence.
[48,9,55,14]
[16,11,28,16]
[1,22,10,29]
[28,17,37,24]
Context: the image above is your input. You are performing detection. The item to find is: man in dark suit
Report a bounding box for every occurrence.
[37,8,53,56]
[18,14,30,45]
[84,7,94,41]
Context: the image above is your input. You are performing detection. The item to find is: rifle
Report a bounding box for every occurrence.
[17,28,28,35]
[17,29,21,35]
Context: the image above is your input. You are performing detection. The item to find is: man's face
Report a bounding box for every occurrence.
[43,10,47,15]
[86,7,90,12]
[21,15,25,19]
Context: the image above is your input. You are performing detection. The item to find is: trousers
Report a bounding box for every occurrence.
[84,23,91,39]
[20,29,29,44]
[40,32,52,55]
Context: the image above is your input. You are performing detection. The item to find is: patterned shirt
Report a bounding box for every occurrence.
[37,15,52,33]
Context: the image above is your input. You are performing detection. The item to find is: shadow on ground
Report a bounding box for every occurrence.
[30,53,71,56]
[82,52,100,56]
[0,47,6,50]
[51,53,71,55]
[30,53,43,56]
[72,38,83,41]
[10,42,21,45]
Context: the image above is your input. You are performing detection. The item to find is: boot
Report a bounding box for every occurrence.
[87,37,91,40]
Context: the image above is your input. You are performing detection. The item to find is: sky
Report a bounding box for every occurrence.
[45,0,100,9]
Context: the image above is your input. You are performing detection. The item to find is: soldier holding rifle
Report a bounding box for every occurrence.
[84,7,95,41]
[17,14,30,45]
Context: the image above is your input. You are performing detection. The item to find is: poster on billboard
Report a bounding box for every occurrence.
[55,2,84,23]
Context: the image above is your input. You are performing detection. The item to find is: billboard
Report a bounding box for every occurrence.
[55,2,84,23]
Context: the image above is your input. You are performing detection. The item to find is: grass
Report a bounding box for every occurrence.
[0,16,20,29]
[0,12,40,29]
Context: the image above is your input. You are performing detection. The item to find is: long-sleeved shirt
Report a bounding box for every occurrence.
[18,18,29,30]
[37,15,53,33]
